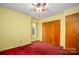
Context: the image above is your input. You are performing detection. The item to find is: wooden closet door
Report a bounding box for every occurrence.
[66,13,79,53]
[66,16,72,48]
[51,20,60,46]
[55,21,60,47]
[42,22,51,44]
[50,22,55,45]
[42,20,60,47]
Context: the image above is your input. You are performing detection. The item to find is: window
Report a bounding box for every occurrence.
[32,22,37,37]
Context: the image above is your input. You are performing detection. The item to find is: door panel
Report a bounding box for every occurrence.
[42,20,60,47]
[66,13,79,53]
[51,20,60,46]
[42,22,51,44]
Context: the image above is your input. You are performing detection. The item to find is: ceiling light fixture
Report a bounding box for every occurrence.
[32,3,47,18]
[32,3,47,12]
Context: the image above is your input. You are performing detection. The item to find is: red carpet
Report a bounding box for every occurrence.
[0,41,69,55]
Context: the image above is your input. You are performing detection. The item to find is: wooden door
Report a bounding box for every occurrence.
[51,20,60,46]
[42,22,51,44]
[66,13,79,53]
[42,20,60,47]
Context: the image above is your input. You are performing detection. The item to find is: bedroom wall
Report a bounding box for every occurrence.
[38,6,79,48]
[0,7,32,51]
[0,8,2,49]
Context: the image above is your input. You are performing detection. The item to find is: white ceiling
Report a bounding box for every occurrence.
[0,3,79,19]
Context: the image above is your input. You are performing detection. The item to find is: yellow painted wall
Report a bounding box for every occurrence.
[39,6,79,48]
[0,8,2,48]
[0,7,32,51]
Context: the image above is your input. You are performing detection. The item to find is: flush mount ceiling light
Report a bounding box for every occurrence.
[32,3,47,12]
[32,3,47,18]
